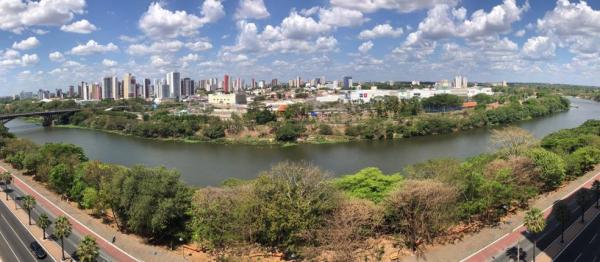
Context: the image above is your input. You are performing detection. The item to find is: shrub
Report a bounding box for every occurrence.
[526,148,566,190]
[275,121,305,142]
[566,146,600,178]
[334,167,403,203]
[318,124,333,136]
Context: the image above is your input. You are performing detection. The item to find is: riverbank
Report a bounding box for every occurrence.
[5,119,600,260]
[48,95,569,146]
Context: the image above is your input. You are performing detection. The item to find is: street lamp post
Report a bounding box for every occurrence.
[179,237,184,260]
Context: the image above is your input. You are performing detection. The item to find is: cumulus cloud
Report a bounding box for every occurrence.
[358,24,403,39]
[48,51,64,61]
[185,41,213,51]
[330,0,458,13]
[280,11,331,40]
[21,53,39,66]
[60,19,97,34]
[199,0,225,24]
[12,37,40,50]
[102,59,117,67]
[318,7,367,27]
[235,0,270,20]
[358,41,373,53]
[0,0,86,33]
[70,40,118,55]
[404,0,528,46]
[139,3,203,38]
[522,36,556,60]
[127,40,183,55]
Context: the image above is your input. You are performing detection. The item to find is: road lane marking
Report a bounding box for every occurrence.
[461,170,600,262]
[574,253,583,262]
[553,211,600,260]
[0,223,22,262]
[4,168,140,262]
[590,233,598,244]
[0,212,37,261]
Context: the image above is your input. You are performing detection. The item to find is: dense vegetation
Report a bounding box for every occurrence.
[2,117,600,259]
[1,89,571,145]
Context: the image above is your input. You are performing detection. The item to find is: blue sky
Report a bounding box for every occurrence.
[1,0,600,95]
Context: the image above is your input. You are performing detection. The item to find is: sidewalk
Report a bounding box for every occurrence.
[400,167,600,262]
[0,186,60,261]
[536,205,600,262]
[1,163,210,262]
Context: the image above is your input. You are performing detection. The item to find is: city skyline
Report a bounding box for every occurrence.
[2,0,600,95]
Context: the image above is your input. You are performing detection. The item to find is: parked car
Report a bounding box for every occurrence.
[30,241,47,259]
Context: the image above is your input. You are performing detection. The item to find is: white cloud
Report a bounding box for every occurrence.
[358,41,373,53]
[150,55,170,67]
[515,29,526,37]
[21,53,39,66]
[48,51,64,61]
[330,0,458,13]
[405,0,528,46]
[358,24,403,39]
[102,59,117,67]
[522,36,556,60]
[60,19,97,34]
[185,41,213,51]
[235,0,270,20]
[139,3,203,38]
[318,7,367,27]
[0,0,86,33]
[70,40,118,55]
[280,11,331,40]
[200,0,225,24]
[181,53,200,63]
[127,40,183,55]
[12,37,40,50]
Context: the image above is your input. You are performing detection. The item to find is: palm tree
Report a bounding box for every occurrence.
[524,208,546,262]
[77,235,99,262]
[36,213,51,240]
[22,195,36,225]
[554,202,571,243]
[1,172,11,201]
[575,190,590,223]
[592,180,600,209]
[54,216,72,261]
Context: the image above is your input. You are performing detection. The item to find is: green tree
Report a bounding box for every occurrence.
[48,164,75,195]
[575,190,590,223]
[0,172,11,200]
[318,124,333,136]
[553,202,570,243]
[593,180,600,209]
[251,162,338,254]
[524,208,546,262]
[77,235,99,262]
[334,167,403,203]
[526,148,566,190]
[384,180,458,253]
[54,216,72,261]
[22,195,36,225]
[566,147,600,178]
[81,187,99,210]
[275,121,305,142]
[36,213,51,240]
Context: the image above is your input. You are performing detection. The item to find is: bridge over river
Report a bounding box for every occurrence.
[0,109,81,126]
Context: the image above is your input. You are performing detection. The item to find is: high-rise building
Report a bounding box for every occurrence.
[144,79,152,99]
[343,76,353,89]
[223,74,230,93]
[271,78,278,87]
[182,78,192,97]
[123,73,135,99]
[68,85,75,97]
[110,77,119,99]
[103,77,113,99]
[454,75,467,89]
[166,72,181,99]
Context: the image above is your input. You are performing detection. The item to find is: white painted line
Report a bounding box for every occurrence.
[574,253,583,262]
[461,170,600,262]
[4,169,140,262]
[0,223,22,262]
[553,210,600,260]
[1,213,38,261]
[590,233,597,244]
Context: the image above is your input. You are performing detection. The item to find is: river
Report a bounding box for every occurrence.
[5,97,600,186]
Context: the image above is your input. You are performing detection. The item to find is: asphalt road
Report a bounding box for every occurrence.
[8,184,111,262]
[493,198,597,262]
[0,193,52,262]
[555,210,600,262]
